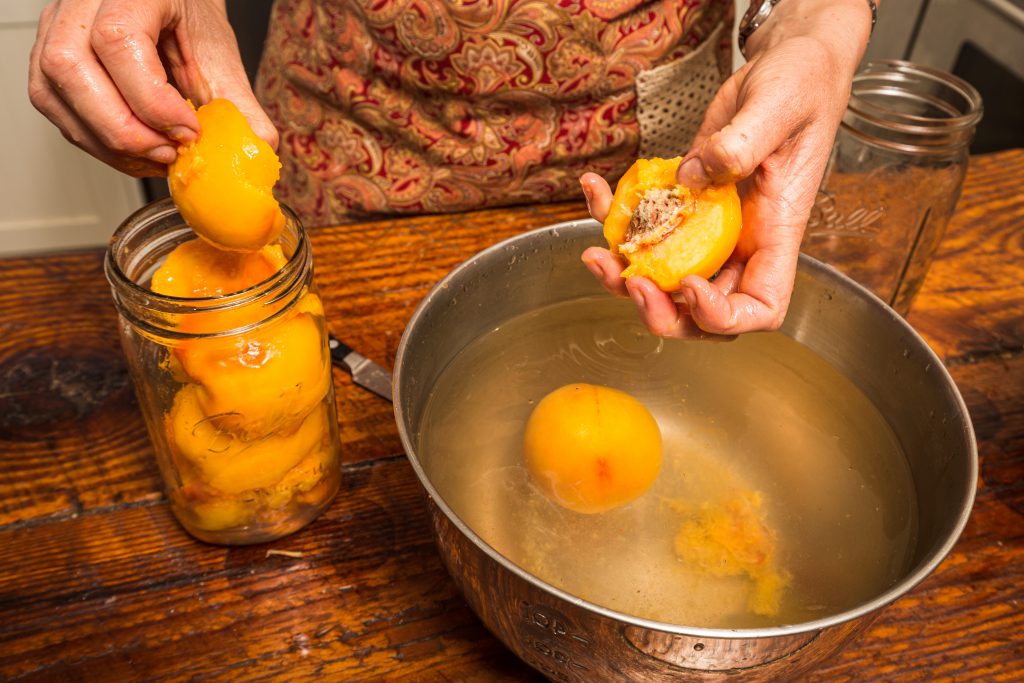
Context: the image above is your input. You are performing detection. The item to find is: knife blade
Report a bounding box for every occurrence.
[328,335,393,403]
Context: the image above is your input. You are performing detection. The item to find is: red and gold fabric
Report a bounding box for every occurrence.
[256,0,733,225]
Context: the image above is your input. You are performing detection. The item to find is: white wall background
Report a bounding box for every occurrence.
[0,0,145,257]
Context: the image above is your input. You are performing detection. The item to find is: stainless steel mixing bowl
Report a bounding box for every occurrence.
[393,219,977,681]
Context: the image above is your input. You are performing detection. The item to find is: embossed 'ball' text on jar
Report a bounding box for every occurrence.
[801,60,983,315]
[105,199,342,545]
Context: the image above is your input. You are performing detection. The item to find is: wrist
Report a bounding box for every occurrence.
[742,0,875,66]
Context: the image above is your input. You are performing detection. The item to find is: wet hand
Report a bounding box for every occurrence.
[580,0,872,339]
[28,0,276,177]
[580,172,738,341]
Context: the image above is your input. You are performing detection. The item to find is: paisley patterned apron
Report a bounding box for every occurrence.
[256,0,732,226]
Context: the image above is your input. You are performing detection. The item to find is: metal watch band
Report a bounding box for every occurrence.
[738,0,782,59]
[738,0,878,59]
[865,0,878,34]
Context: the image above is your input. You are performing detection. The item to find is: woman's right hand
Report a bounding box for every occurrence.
[28,0,276,177]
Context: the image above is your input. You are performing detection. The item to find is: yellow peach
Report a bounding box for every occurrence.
[150,238,287,299]
[523,383,662,514]
[167,384,324,494]
[604,157,742,291]
[169,98,285,252]
[175,305,330,439]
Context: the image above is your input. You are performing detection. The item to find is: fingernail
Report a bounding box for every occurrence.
[678,157,711,188]
[579,179,593,212]
[582,257,602,279]
[166,125,197,142]
[680,286,697,310]
[146,145,177,164]
[628,283,646,312]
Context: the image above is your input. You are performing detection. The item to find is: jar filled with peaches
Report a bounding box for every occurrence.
[105,198,341,544]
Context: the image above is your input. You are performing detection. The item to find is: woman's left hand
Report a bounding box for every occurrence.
[581,0,874,339]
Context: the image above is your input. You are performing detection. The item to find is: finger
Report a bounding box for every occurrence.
[33,1,57,42]
[626,278,735,341]
[90,0,199,141]
[679,250,795,335]
[160,6,279,149]
[710,261,744,296]
[30,4,167,175]
[677,80,799,189]
[671,260,743,308]
[581,247,628,297]
[29,2,61,111]
[212,79,279,150]
[684,67,744,160]
[38,0,177,163]
[31,75,167,176]
[579,172,612,222]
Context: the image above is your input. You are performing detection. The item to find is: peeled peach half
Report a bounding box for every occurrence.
[265,441,334,510]
[523,383,662,514]
[175,301,330,439]
[168,384,323,494]
[150,238,288,299]
[150,237,291,336]
[176,479,255,531]
[169,98,285,252]
[604,157,742,291]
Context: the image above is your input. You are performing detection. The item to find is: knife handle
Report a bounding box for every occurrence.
[328,335,354,368]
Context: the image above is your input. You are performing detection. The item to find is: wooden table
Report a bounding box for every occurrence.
[1,150,1021,682]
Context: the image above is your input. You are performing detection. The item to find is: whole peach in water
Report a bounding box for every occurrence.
[523,383,662,514]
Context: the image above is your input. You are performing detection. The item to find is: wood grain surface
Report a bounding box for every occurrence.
[0,150,1021,682]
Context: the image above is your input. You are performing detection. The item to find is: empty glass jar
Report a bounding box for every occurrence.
[801,60,983,314]
[105,199,342,545]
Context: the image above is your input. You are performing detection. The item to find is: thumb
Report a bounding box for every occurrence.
[166,6,279,150]
[213,76,279,152]
[677,94,793,190]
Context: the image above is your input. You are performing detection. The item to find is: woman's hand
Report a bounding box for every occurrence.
[581,0,873,338]
[28,0,276,177]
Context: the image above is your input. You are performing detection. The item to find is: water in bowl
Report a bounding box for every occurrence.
[418,296,918,629]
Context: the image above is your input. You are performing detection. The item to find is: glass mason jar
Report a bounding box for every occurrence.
[105,198,342,545]
[801,60,983,314]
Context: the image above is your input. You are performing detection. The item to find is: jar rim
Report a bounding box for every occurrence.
[104,198,312,339]
[848,60,983,134]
